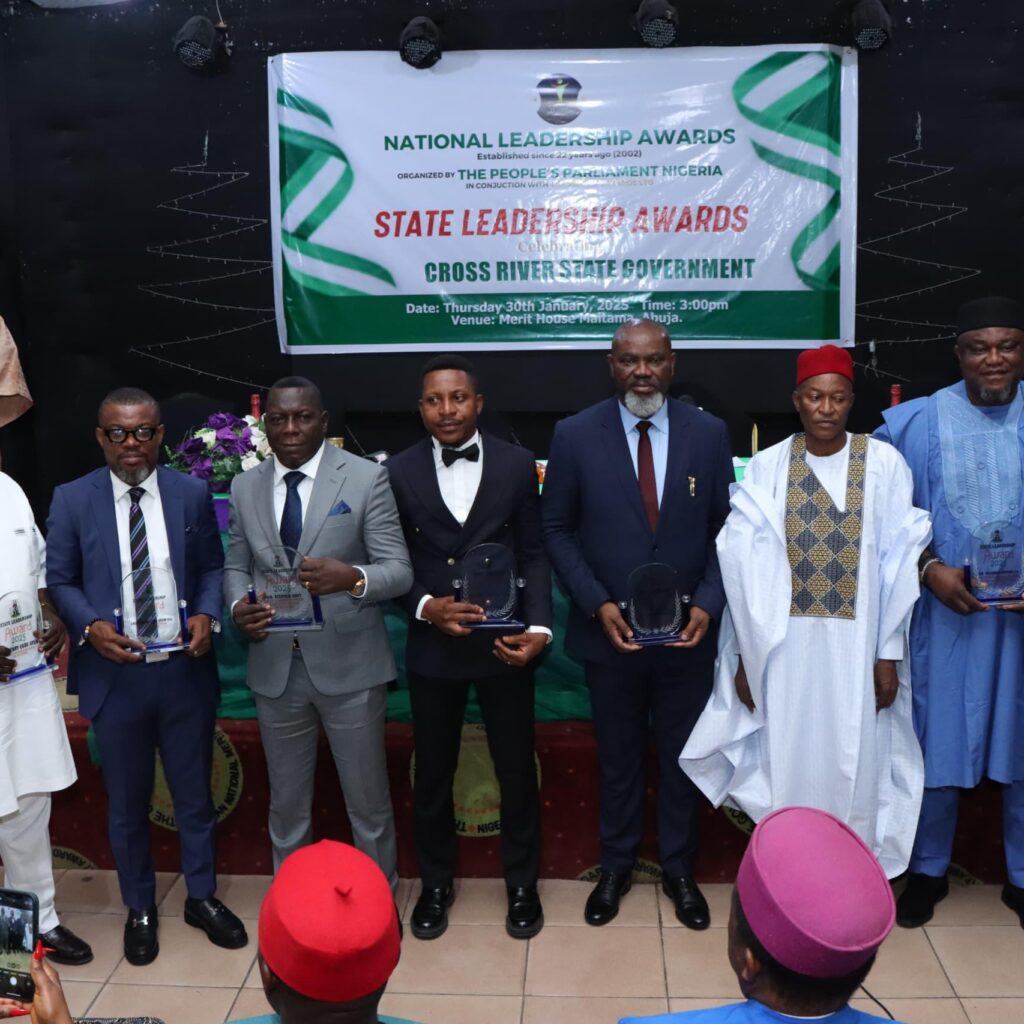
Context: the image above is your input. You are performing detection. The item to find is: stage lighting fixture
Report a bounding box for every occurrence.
[173,14,231,70]
[399,16,442,69]
[634,0,680,48]
[850,0,892,50]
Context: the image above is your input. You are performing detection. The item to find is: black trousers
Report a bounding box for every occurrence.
[408,669,541,888]
[585,644,714,878]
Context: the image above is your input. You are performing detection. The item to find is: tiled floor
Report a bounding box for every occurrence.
[38,872,1024,1024]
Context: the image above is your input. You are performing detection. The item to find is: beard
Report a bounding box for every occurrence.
[114,465,153,486]
[623,390,666,419]
[978,384,1015,405]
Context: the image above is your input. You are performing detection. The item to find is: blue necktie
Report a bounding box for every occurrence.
[128,487,158,641]
[279,471,305,554]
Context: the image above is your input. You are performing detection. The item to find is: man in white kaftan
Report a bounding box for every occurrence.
[0,471,92,963]
[680,346,931,877]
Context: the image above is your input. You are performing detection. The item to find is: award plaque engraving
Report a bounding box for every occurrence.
[620,563,690,646]
[452,543,527,635]
[966,522,1024,606]
[115,567,189,661]
[249,546,325,632]
[0,590,49,683]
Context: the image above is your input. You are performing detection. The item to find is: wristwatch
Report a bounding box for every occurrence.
[349,574,367,598]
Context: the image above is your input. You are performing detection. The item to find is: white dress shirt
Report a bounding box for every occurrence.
[618,397,670,504]
[271,442,367,597]
[110,470,173,588]
[415,433,550,639]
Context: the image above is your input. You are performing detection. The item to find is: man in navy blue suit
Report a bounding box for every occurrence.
[46,387,246,965]
[387,355,551,940]
[543,319,733,929]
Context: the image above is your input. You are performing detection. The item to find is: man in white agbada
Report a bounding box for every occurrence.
[680,345,931,877]
[0,471,93,964]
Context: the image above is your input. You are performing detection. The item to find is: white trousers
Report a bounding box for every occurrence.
[0,793,59,931]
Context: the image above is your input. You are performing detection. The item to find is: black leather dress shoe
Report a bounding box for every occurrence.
[506,884,544,939]
[896,873,948,928]
[39,924,93,966]
[662,875,710,930]
[411,884,455,940]
[584,869,632,926]
[1001,882,1024,928]
[184,897,249,949]
[124,905,159,966]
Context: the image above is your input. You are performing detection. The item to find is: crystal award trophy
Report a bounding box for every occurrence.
[620,563,690,646]
[115,566,189,661]
[0,590,49,683]
[249,546,324,632]
[965,522,1024,606]
[452,543,527,635]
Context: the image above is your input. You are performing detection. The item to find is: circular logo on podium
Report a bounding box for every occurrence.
[577,858,662,883]
[50,847,97,871]
[148,727,244,831]
[410,723,541,838]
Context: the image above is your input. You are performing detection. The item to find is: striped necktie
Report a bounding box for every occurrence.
[128,486,158,642]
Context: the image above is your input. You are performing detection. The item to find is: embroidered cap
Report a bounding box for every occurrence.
[956,296,1024,336]
[259,840,399,1002]
[736,807,895,978]
[795,345,854,386]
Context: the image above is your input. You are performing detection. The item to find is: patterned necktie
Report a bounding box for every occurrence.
[279,471,305,554]
[636,420,659,532]
[128,487,158,641]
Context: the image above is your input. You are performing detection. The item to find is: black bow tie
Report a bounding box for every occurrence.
[441,443,480,468]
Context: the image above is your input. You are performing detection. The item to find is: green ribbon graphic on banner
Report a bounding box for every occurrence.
[277,89,396,306]
[733,51,842,292]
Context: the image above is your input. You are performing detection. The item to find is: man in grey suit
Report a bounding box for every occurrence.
[225,376,413,890]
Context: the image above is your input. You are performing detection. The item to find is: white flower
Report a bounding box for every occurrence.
[241,452,262,471]
[196,427,216,446]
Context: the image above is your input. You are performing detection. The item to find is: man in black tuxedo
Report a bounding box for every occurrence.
[386,355,552,940]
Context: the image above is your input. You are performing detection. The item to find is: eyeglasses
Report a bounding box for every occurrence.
[101,426,159,444]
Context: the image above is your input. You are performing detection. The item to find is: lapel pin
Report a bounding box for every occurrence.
[689,475,696,497]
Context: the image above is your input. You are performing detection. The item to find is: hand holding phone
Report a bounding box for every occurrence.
[0,889,37,1003]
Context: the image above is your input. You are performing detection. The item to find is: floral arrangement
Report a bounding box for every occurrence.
[165,412,271,488]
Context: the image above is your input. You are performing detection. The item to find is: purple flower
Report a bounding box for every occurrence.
[208,412,244,431]
[214,427,251,456]
[176,436,207,461]
[191,456,214,480]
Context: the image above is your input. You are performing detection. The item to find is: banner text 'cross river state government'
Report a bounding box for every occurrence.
[268,45,857,353]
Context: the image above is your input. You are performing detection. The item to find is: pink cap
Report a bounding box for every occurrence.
[736,807,895,978]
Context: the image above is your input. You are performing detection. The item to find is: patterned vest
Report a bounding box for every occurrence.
[785,433,868,620]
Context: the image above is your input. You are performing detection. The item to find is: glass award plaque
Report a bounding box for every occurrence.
[0,590,49,683]
[620,563,690,646]
[966,522,1024,606]
[249,546,324,632]
[452,543,527,635]
[115,567,188,661]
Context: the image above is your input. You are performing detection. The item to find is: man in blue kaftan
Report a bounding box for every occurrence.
[874,295,1024,928]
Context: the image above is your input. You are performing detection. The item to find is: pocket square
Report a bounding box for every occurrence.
[328,500,352,517]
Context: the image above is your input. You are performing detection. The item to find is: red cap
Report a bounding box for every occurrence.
[736,808,895,978]
[795,345,854,386]
[259,840,400,1002]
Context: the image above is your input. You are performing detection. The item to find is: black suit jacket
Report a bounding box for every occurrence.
[386,432,552,679]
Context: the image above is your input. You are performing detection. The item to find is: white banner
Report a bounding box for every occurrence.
[268,45,857,352]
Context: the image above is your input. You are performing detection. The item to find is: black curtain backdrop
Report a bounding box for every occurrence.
[2,0,1022,511]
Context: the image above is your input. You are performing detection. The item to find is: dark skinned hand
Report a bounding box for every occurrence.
[0,944,74,1024]
[298,557,361,596]
[87,620,145,664]
[186,614,213,657]
[422,596,486,637]
[595,602,642,653]
[493,631,548,667]
[34,609,66,661]
[924,562,988,615]
[666,605,712,649]
[735,657,755,712]
[233,594,274,642]
[874,659,899,711]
